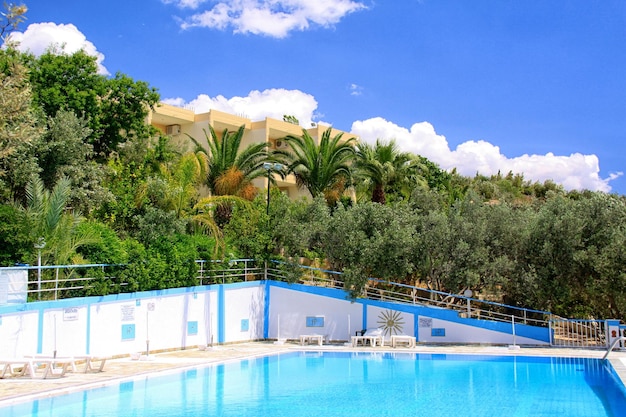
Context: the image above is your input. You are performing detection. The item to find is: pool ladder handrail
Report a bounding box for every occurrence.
[602,336,626,360]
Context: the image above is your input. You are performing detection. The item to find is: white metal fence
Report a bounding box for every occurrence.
[2,260,622,350]
[549,319,607,348]
[265,263,553,328]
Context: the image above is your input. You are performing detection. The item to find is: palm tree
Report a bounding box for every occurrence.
[160,150,208,218]
[355,139,430,204]
[187,124,269,226]
[22,175,100,266]
[191,194,252,257]
[282,127,356,205]
[187,125,269,197]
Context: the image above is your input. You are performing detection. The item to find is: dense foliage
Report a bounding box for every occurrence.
[0,35,624,321]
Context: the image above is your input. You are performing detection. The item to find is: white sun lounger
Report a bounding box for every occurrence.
[0,357,69,379]
[0,359,34,378]
[299,334,325,346]
[25,355,107,373]
[351,328,384,347]
[390,334,416,348]
[81,355,108,373]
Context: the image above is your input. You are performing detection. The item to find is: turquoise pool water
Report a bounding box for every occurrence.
[3,352,626,416]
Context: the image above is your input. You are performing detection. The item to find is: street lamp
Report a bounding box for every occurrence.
[263,162,283,216]
[263,163,283,274]
[34,237,46,300]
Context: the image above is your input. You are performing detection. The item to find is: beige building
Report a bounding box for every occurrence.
[149,103,358,199]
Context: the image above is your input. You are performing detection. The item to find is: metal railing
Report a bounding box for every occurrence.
[3,259,624,350]
[0,260,264,302]
[0,263,121,302]
[5,259,612,345]
[265,262,553,327]
[549,319,607,348]
[603,336,626,360]
[197,259,263,285]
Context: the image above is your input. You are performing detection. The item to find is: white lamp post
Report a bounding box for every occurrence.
[463,289,473,318]
[34,237,46,300]
[263,162,283,280]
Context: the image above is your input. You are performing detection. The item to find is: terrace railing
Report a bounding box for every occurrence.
[196,259,263,285]
[265,261,553,328]
[0,263,122,302]
[3,259,619,350]
[549,318,607,348]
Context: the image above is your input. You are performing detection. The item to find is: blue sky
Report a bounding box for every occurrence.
[9,0,626,194]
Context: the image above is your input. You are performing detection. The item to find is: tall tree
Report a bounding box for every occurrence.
[34,109,111,215]
[26,49,160,159]
[0,2,27,41]
[283,127,356,205]
[0,203,31,265]
[322,202,417,297]
[187,124,268,226]
[187,125,269,198]
[143,150,207,219]
[0,47,42,200]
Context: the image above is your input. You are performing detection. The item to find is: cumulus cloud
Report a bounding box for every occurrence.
[172,0,367,38]
[161,0,208,9]
[168,92,621,192]
[351,117,621,192]
[5,22,109,75]
[163,88,321,126]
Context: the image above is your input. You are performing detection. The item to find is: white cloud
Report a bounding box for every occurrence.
[161,0,208,9]
[163,88,320,126]
[349,83,364,96]
[176,0,368,38]
[351,117,621,192]
[5,22,109,75]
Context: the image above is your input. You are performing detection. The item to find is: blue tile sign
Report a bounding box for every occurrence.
[431,328,446,337]
[122,324,136,340]
[187,321,198,335]
[241,319,249,332]
[306,316,324,327]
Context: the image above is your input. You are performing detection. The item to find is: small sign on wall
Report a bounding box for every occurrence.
[306,316,324,327]
[419,317,433,328]
[431,328,446,337]
[188,321,198,335]
[241,319,249,332]
[64,307,79,321]
[121,305,135,322]
[122,324,136,340]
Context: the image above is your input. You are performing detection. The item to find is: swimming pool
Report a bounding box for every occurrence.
[2,352,626,416]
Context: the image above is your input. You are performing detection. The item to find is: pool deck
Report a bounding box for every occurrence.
[1,342,626,407]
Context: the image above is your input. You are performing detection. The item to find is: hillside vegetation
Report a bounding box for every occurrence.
[1,42,625,321]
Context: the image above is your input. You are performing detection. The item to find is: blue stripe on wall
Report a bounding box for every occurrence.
[362,303,367,331]
[36,309,44,354]
[263,280,270,339]
[86,303,91,354]
[218,285,225,343]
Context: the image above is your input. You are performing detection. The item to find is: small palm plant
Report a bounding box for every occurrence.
[23,175,100,266]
